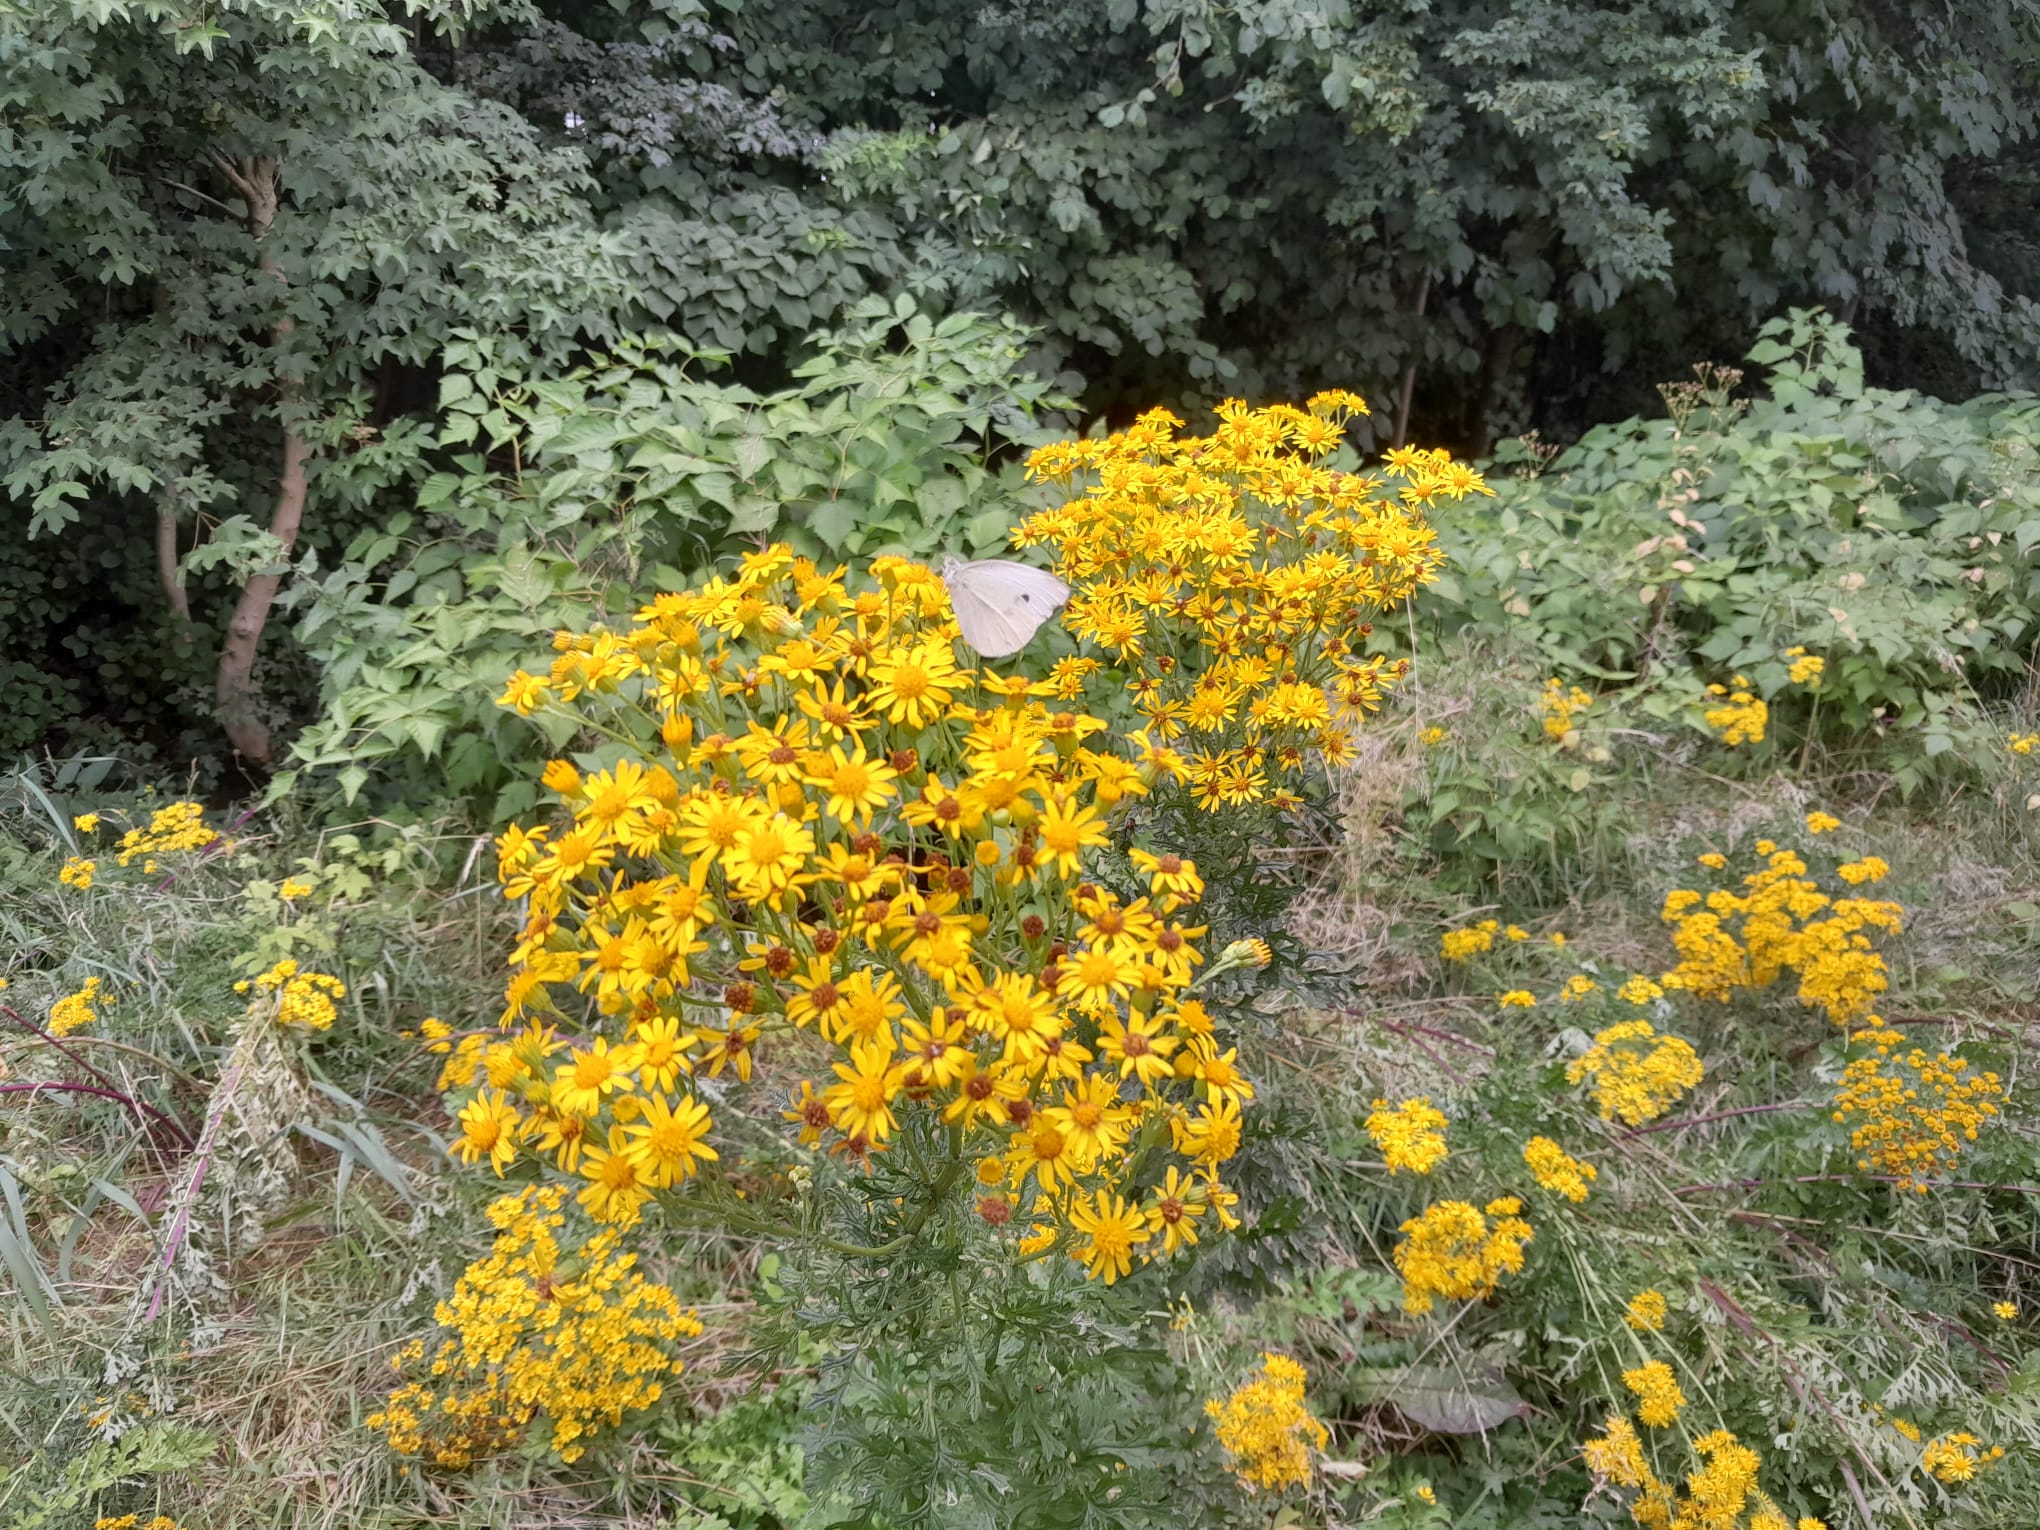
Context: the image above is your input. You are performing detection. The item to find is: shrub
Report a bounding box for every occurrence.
[1421,311,2040,791]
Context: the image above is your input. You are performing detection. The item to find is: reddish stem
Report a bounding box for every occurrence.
[1622,1101,1801,1139]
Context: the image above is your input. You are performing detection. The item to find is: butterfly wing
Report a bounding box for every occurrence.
[943,558,1071,657]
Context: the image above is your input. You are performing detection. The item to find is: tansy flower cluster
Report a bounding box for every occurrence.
[1015,395,1460,812]
[48,975,111,1038]
[1541,678,1595,743]
[1830,1030,2004,1192]
[1582,1416,1824,1530]
[1440,919,1500,961]
[1523,1135,1597,1202]
[1365,1095,1449,1174]
[469,548,1255,1284]
[94,1518,189,1530]
[236,959,347,1031]
[1784,646,1824,687]
[113,799,218,869]
[369,1186,700,1466]
[1393,1197,1534,1313]
[1203,1352,1331,1492]
[1622,1360,1686,1428]
[1625,1289,1669,1331]
[59,855,94,890]
[1702,676,1767,747]
[1566,1020,1704,1127]
[1660,837,1902,1029]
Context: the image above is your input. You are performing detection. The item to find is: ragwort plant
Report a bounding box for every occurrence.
[394,395,1482,1516]
[1268,810,2033,1530]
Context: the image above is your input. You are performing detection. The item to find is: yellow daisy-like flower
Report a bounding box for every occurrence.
[1065,1189,1148,1284]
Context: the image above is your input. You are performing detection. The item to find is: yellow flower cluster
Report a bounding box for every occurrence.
[1784,647,1824,687]
[2011,731,2038,756]
[1625,1289,1669,1331]
[1659,840,1902,1029]
[1702,676,1767,747]
[114,800,218,867]
[1440,919,1499,961]
[1393,1197,1534,1314]
[1566,1020,1703,1126]
[1920,1431,2004,1484]
[1366,1096,1449,1174]
[94,1518,187,1530]
[235,959,346,1031]
[1582,1416,1820,1530]
[48,975,110,1038]
[473,549,1252,1280]
[1497,988,1537,1008]
[1523,1136,1597,1202]
[1203,1351,1330,1492]
[1622,1360,1686,1427]
[1015,396,1460,810]
[1541,679,1594,742]
[369,1186,700,1466]
[59,855,95,890]
[1830,1030,2004,1191]
[73,812,100,832]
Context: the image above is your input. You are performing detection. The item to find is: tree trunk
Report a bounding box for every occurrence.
[156,503,192,624]
[1392,275,1431,450]
[208,152,304,766]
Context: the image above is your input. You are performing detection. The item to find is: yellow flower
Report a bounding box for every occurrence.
[1143,1165,1207,1255]
[1567,1020,1702,1126]
[73,812,100,832]
[1993,1300,2018,1320]
[1804,811,1841,834]
[1702,683,1767,746]
[623,1092,718,1186]
[49,983,110,1044]
[577,1125,653,1224]
[59,856,95,890]
[1921,1431,2002,1484]
[1440,923,1495,961]
[1496,989,1537,1009]
[2011,731,2038,756]
[865,639,965,728]
[1203,1352,1330,1492]
[1624,1289,1668,1332]
[1365,1096,1450,1175]
[1523,1136,1597,1202]
[823,1038,903,1146]
[369,1186,700,1465]
[1393,1197,1533,1313]
[455,1090,521,1176]
[114,800,217,865]
[1787,651,1825,686]
[552,1037,642,1118]
[1065,1189,1148,1284]
[1622,1360,1685,1427]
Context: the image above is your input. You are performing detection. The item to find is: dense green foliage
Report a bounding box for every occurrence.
[8,0,2040,777]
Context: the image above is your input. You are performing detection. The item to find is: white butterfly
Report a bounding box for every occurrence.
[940,555,1071,658]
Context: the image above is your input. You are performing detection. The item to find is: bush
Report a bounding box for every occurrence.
[281,298,1069,819]
[1421,311,2040,792]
